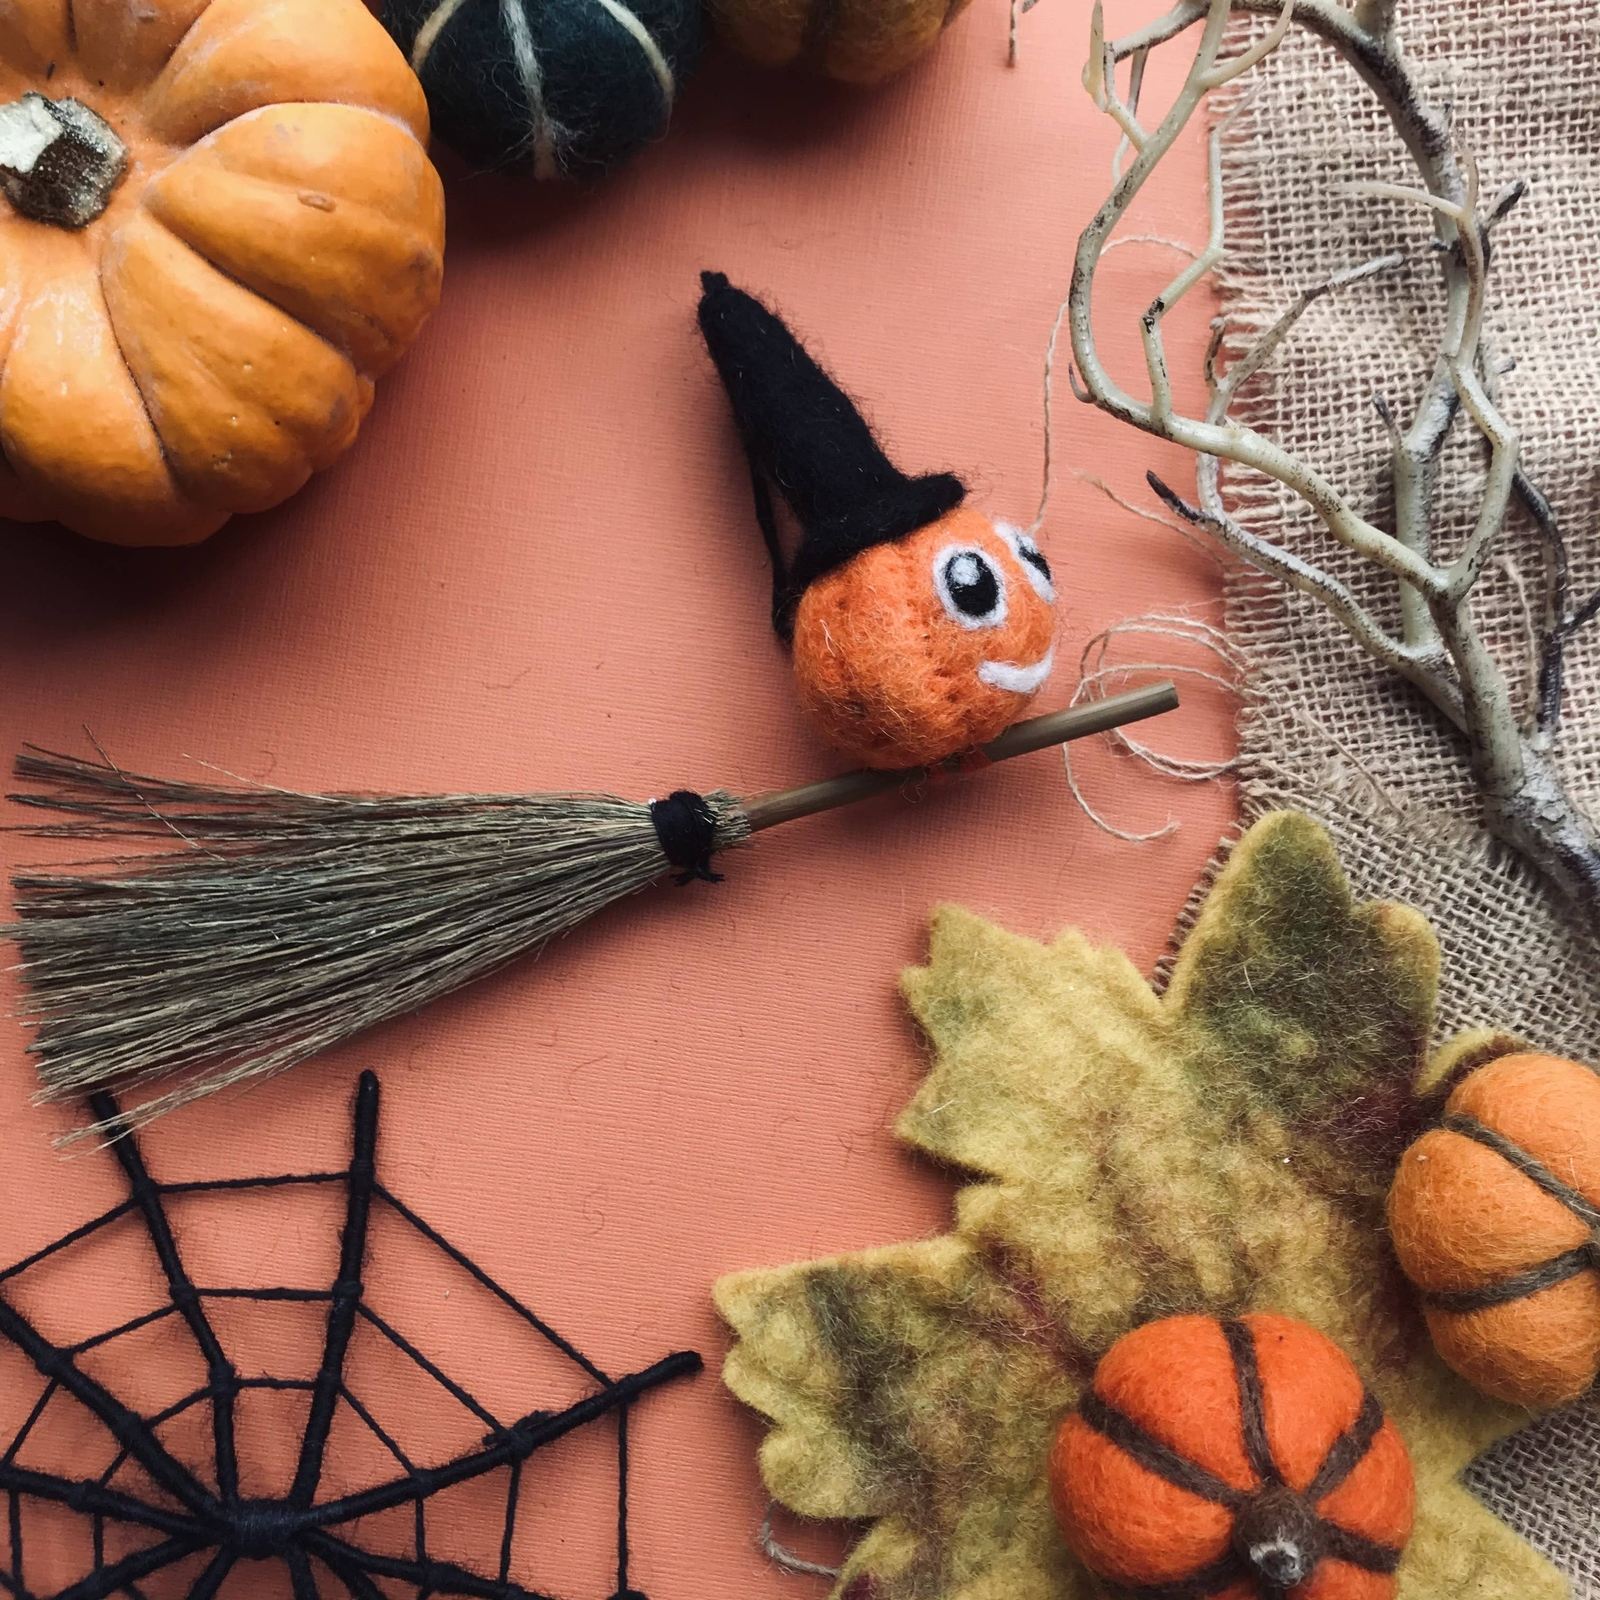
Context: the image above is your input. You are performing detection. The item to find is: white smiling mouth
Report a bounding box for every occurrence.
[978,648,1055,695]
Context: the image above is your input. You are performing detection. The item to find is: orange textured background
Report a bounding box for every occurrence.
[0,3,1233,1595]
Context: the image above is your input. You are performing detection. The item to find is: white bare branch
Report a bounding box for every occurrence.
[1064,0,1600,931]
[1210,252,1405,413]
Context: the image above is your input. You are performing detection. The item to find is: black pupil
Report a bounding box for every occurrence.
[1022,543,1051,582]
[945,553,1000,617]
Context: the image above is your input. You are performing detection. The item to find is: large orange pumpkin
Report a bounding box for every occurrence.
[0,0,445,546]
[1387,1051,1600,1409]
[1051,1313,1415,1599]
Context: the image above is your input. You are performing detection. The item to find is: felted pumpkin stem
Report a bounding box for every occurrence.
[1232,1486,1323,1590]
[0,93,127,229]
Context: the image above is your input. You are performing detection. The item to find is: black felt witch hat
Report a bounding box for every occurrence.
[698,271,967,636]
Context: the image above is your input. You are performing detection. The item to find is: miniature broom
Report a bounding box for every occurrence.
[5,683,1176,1140]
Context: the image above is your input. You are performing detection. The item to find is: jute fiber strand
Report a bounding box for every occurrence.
[1208,0,1600,1587]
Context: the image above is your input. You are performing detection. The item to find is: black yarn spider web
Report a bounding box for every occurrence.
[0,1072,701,1600]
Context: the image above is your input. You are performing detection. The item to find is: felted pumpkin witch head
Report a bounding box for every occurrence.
[699,272,1059,770]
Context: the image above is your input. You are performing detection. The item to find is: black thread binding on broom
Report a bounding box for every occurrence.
[0,1071,702,1600]
[1421,1114,1600,1314]
[1078,1319,1402,1600]
[648,790,724,884]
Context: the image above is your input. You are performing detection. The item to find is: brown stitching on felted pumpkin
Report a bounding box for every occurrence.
[1221,1319,1279,1486]
[1315,1519,1403,1575]
[1077,1392,1243,1507]
[1419,1111,1600,1313]
[1424,1034,1529,1110]
[1123,1510,1402,1598]
[1124,1552,1248,1599]
[1423,1245,1596,1313]
[1304,1389,1384,1504]
[1443,1113,1600,1229]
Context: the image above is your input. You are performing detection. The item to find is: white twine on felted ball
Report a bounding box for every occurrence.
[593,0,677,104]
[498,0,561,180]
[409,0,472,68]
[409,0,678,181]
[1063,615,1246,843]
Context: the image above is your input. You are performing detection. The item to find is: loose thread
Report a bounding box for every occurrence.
[1072,467,1227,568]
[1063,616,1246,843]
[758,1504,843,1580]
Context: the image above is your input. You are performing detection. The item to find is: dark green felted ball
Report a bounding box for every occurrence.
[384,0,702,180]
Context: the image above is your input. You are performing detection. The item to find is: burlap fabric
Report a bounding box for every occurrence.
[1206,0,1600,1588]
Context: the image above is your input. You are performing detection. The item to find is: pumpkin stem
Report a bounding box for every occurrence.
[0,93,127,228]
[1232,1486,1322,1591]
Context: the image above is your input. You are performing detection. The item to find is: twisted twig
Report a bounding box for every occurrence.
[1068,0,1600,932]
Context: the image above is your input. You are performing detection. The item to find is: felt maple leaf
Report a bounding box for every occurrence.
[715,812,1567,1600]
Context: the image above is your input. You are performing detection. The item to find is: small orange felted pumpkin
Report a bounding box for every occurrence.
[698,273,1058,770]
[791,508,1056,768]
[1387,1051,1600,1409]
[1051,1313,1415,1599]
[0,0,445,546]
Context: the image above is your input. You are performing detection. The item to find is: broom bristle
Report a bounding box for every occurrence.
[4,749,750,1142]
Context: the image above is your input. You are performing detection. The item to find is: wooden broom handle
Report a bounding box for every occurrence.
[739,681,1181,834]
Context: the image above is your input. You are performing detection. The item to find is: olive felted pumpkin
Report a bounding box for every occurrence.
[1387,1051,1600,1410]
[698,272,1058,770]
[1051,1313,1415,1599]
[0,0,445,546]
[708,0,974,85]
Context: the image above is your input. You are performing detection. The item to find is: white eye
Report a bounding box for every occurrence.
[996,520,1055,602]
[934,546,1008,629]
